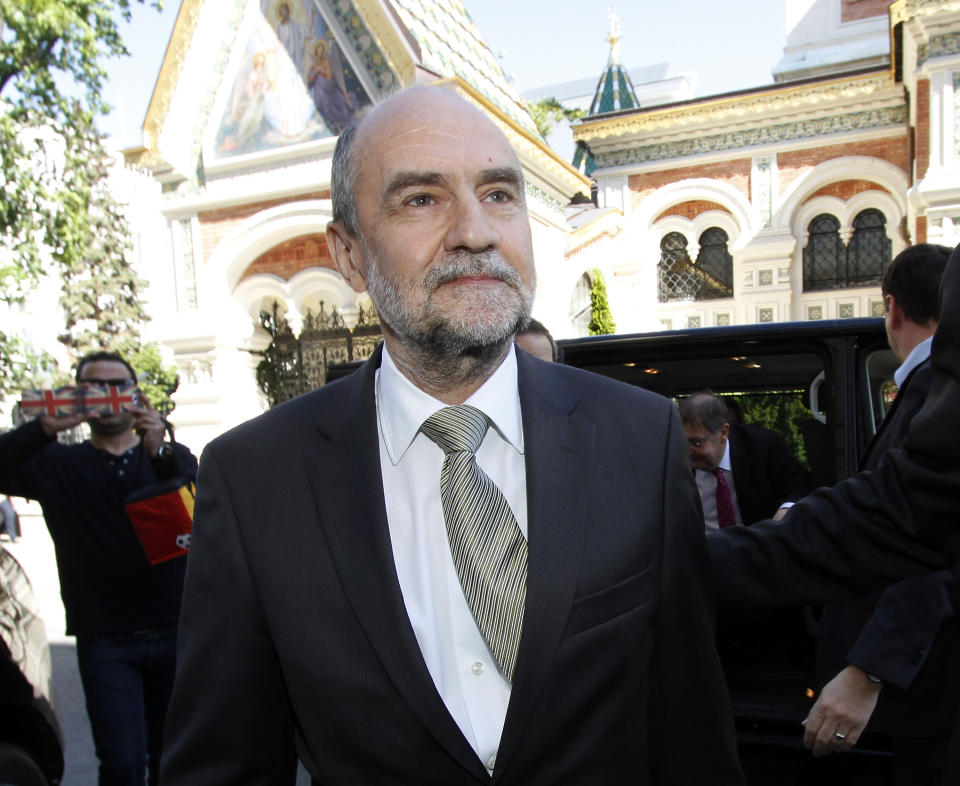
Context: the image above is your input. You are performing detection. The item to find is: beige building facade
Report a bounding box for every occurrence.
[571,0,960,335]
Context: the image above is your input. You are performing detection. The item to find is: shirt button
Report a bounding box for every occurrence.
[470,660,484,676]
[487,754,497,771]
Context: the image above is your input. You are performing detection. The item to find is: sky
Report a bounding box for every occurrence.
[100,0,788,148]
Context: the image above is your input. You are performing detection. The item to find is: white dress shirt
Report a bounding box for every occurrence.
[375,343,527,774]
[695,440,744,531]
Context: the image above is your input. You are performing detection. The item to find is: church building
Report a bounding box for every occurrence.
[571,0,960,333]
[121,0,960,451]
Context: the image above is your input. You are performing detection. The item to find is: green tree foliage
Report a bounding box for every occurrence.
[56,109,146,358]
[130,343,179,416]
[735,391,810,467]
[0,0,160,399]
[587,269,616,335]
[525,96,585,139]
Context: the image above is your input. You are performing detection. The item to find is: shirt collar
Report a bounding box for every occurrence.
[376,343,525,466]
[894,336,933,388]
[718,434,733,472]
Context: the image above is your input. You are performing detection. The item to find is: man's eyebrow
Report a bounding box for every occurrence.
[478,167,523,188]
[382,171,447,201]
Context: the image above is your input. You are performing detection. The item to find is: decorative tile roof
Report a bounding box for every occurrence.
[389,0,541,137]
[586,10,639,116]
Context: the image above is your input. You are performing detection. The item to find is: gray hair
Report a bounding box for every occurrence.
[331,119,362,237]
[678,391,729,433]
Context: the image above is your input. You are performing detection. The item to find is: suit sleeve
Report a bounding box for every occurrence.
[648,405,745,785]
[765,429,810,505]
[845,563,960,691]
[708,449,957,610]
[160,446,298,786]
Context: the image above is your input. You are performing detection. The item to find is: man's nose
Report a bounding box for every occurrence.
[444,197,498,253]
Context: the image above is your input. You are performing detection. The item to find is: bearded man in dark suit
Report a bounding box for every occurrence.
[159,85,744,785]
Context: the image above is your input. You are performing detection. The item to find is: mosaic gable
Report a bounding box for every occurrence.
[213,0,373,157]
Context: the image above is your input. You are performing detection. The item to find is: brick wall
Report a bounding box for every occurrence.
[842,0,890,23]
[778,136,909,197]
[239,233,336,282]
[197,190,330,264]
[630,159,751,212]
[916,215,927,244]
[916,78,930,180]
[654,200,731,222]
[804,179,892,203]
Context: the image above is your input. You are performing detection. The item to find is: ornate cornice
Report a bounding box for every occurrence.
[141,0,205,152]
[593,105,907,170]
[575,72,899,143]
[565,209,623,259]
[435,77,590,198]
[890,0,908,27]
[326,0,407,90]
[918,32,960,67]
[349,0,415,86]
[525,183,564,214]
[896,0,960,25]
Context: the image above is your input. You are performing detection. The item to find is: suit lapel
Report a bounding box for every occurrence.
[861,361,923,467]
[494,355,594,779]
[304,352,488,780]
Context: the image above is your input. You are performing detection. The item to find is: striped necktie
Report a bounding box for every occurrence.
[420,405,527,683]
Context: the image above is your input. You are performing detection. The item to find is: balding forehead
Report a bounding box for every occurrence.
[356,87,513,156]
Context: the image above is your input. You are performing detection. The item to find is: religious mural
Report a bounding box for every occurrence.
[214,0,372,157]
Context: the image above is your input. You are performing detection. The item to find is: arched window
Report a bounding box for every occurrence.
[847,208,890,287]
[803,214,845,291]
[569,272,592,335]
[803,210,891,291]
[695,227,733,299]
[658,229,733,302]
[658,232,695,303]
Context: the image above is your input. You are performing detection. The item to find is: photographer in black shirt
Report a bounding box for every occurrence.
[0,351,197,786]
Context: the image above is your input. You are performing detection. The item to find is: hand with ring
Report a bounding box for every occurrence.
[802,665,881,755]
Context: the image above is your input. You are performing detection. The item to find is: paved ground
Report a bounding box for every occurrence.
[6,501,310,785]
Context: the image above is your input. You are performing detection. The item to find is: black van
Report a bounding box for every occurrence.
[560,317,896,784]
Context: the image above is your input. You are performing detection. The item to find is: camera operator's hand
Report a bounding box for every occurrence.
[39,413,89,437]
[126,395,167,458]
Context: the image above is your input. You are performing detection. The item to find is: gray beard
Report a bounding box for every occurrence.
[364,247,534,385]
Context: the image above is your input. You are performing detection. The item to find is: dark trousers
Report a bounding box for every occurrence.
[76,626,177,786]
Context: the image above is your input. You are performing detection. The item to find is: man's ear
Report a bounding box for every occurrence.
[326,221,368,293]
[887,294,904,330]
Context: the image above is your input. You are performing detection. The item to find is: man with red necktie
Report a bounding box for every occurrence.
[679,391,810,531]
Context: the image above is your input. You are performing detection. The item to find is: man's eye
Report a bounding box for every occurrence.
[407,194,435,207]
[486,189,512,203]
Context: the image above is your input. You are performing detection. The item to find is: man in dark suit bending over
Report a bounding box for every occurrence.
[679,391,809,529]
[160,85,743,785]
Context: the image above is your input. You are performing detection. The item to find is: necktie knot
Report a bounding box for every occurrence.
[420,405,489,455]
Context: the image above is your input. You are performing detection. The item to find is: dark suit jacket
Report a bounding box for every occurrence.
[706,241,960,601]
[817,359,960,735]
[729,422,810,525]
[160,350,744,785]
